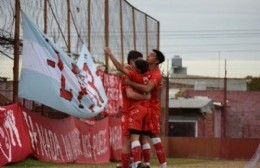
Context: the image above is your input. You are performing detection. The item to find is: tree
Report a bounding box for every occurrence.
[246,76,260,91]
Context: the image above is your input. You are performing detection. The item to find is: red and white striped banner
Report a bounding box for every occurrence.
[0,103,122,166]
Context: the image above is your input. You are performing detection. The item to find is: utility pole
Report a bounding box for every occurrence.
[164,59,170,136]
[222,59,227,137]
[218,51,221,89]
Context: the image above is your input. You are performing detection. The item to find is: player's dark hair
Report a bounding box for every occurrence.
[153,49,165,64]
[127,50,143,64]
[135,59,149,74]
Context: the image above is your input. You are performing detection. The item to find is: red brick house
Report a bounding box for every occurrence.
[184,90,260,138]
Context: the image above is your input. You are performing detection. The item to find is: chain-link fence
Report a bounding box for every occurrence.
[0,0,159,80]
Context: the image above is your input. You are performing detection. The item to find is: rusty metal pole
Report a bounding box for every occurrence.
[157,22,160,50]
[132,7,136,50]
[67,0,71,53]
[44,0,47,34]
[13,0,21,102]
[104,0,109,73]
[119,0,124,64]
[145,15,148,56]
[87,0,91,51]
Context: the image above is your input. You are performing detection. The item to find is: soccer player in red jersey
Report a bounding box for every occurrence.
[106,48,152,168]
[125,49,167,168]
[124,60,151,168]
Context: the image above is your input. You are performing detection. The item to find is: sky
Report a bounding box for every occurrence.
[127,0,260,78]
[1,0,260,79]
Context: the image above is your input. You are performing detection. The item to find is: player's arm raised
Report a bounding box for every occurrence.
[104,47,128,75]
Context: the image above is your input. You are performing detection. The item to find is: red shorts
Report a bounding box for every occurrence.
[121,113,130,136]
[144,105,160,134]
[128,104,149,132]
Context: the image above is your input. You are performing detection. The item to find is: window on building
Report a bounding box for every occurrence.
[168,121,197,137]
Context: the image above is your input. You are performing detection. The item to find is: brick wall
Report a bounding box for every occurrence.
[197,112,214,137]
[168,137,260,159]
[185,90,260,138]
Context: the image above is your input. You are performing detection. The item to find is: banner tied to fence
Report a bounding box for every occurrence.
[0,103,122,166]
[19,11,107,118]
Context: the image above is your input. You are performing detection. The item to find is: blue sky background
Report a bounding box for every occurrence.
[127,0,260,77]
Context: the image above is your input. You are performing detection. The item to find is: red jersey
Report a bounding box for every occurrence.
[126,70,148,107]
[126,70,150,132]
[140,67,162,134]
[144,67,162,114]
[127,70,144,86]
[121,70,147,113]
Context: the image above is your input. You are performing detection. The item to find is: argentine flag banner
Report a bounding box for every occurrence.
[19,11,107,118]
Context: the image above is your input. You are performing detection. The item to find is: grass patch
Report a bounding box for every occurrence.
[4,157,252,168]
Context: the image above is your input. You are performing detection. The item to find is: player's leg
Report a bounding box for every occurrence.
[119,113,132,168]
[140,135,151,168]
[119,135,131,168]
[150,134,167,168]
[141,106,153,168]
[130,132,142,168]
[128,105,146,168]
[150,112,167,168]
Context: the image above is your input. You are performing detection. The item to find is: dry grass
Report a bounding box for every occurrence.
[5,157,260,168]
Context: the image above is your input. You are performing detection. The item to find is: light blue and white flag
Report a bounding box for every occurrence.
[19,11,107,118]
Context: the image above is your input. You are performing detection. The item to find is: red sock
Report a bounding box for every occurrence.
[142,143,151,164]
[131,141,142,163]
[121,153,130,168]
[152,138,166,164]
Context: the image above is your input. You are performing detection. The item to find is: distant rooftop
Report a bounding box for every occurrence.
[169,96,213,113]
[169,75,247,91]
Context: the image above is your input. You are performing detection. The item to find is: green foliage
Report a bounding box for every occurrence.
[246,76,260,91]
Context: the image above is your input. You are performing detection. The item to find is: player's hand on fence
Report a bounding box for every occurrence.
[104,47,112,57]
